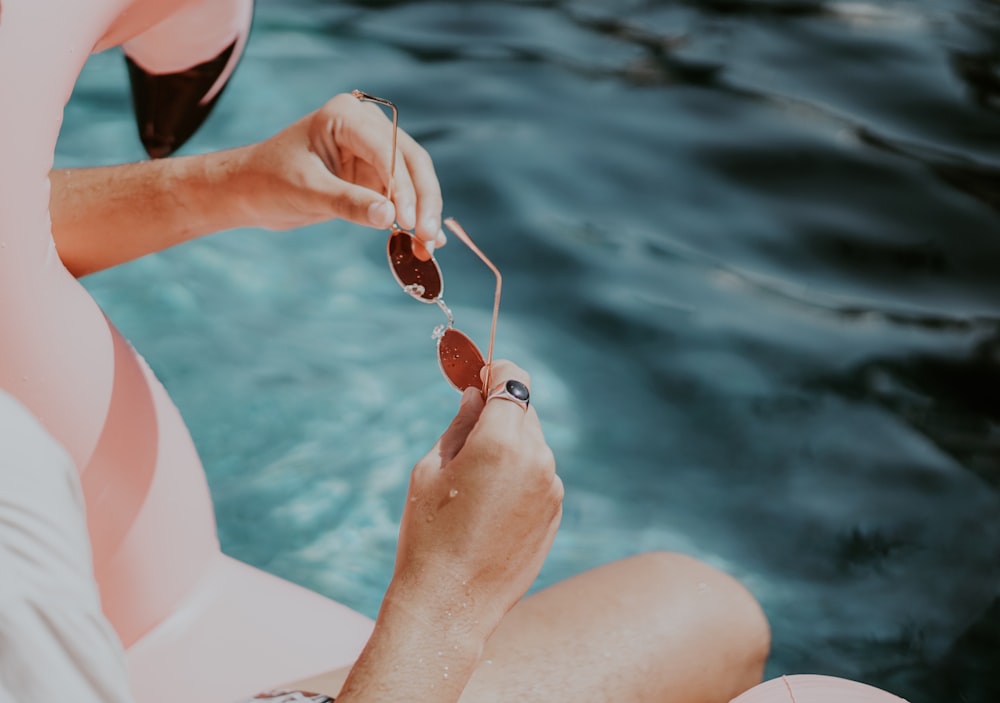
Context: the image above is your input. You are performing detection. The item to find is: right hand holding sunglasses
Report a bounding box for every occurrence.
[390,359,563,640]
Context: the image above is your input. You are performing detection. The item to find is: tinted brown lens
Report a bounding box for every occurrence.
[438,328,485,392]
[387,231,442,301]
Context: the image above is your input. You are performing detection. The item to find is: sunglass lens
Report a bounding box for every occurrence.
[437,328,485,391]
[387,231,442,301]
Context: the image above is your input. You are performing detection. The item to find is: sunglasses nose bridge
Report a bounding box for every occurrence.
[434,298,455,327]
[385,220,495,395]
[401,283,431,301]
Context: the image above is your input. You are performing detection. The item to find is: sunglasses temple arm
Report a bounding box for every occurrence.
[484,268,502,398]
[443,217,502,398]
[351,90,398,204]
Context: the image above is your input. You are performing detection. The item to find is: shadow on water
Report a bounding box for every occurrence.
[59,1,1000,701]
[859,127,1000,214]
[830,330,1000,488]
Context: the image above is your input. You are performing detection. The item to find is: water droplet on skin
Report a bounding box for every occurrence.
[426,514,435,523]
[485,659,493,665]
[443,673,449,680]
[449,488,459,498]
[437,651,443,657]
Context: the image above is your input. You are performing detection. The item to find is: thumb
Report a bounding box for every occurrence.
[437,388,485,466]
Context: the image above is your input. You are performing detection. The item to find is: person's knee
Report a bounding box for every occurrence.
[621,551,771,676]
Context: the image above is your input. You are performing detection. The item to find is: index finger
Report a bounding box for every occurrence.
[336,94,418,225]
[347,92,441,243]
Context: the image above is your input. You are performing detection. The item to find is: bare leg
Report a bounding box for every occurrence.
[288,552,770,703]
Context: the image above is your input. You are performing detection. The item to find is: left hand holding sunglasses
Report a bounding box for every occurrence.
[238,92,447,252]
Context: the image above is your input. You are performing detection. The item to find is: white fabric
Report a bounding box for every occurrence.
[0,391,135,703]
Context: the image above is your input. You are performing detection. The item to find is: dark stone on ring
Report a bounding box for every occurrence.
[505,380,530,403]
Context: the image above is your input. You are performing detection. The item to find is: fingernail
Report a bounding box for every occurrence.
[413,239,434,262]
[368,200,394,227]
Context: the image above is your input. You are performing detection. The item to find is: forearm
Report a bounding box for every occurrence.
[335,579,494,703]
[50,147,256,277]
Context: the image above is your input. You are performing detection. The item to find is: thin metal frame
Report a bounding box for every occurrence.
[352,90,502,396]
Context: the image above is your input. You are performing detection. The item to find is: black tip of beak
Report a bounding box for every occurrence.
[125,40,238,159]
[142,139,177,160]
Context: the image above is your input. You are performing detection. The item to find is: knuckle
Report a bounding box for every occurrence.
[531,442,555,477]
[551,474,565,504]
[400,133,429,159]
[411,142,433,168]
[325,93,358,122]
[475,434,511,466]
[525,445,556,490]
[489,360,530,388]
[330,92,354,109]
[411,456,434,483]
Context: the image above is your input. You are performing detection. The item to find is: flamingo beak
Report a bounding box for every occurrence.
[122,0,254,158]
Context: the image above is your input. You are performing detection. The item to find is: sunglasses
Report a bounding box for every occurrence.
[352,90,501,397]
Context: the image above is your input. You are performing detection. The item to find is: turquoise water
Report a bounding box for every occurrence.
[58,1,1000,700]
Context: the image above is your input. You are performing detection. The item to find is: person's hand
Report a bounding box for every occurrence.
[389,360,563,639]
[329,362,559,702]
[236,92,446,253]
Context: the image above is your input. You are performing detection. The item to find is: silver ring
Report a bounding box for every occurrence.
[487,379,530,411]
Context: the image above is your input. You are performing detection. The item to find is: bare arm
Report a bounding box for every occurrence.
[334,592,486,702]
[50,93,445,277]
[51,149,252,276]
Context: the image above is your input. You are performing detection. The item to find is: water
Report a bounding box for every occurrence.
[57,1,1000,701]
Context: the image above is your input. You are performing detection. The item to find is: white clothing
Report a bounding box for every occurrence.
[0,391,135,703]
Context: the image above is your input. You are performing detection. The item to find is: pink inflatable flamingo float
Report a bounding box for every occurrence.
[0,1,910,701]
[731,675,909,703]
[0,2,371,702]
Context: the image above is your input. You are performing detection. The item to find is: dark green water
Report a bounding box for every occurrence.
[60,1,1000,700]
